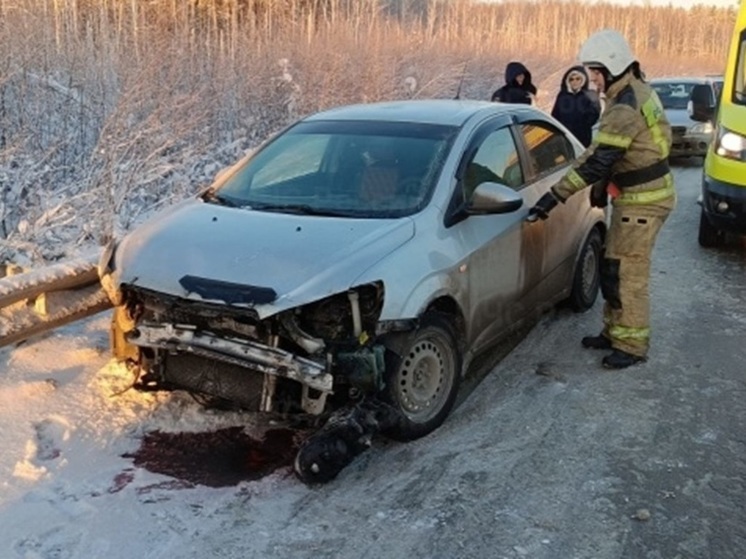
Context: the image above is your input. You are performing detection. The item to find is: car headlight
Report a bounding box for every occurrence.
[714,126,746,161]
[688,122,713,135]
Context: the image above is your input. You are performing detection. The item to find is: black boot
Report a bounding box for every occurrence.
[581,334,612,350]
[602,349,646,369]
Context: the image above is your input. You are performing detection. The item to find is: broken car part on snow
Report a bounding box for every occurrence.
[293,399,405,484]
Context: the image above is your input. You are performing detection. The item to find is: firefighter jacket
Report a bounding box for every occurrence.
[552,71,675,208]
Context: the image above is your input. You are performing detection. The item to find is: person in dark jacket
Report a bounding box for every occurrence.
[551,65,601,147]
[491,61,537,105]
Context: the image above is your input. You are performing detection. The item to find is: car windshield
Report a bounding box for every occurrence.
[651,82,697,110]
[214,119,458,218]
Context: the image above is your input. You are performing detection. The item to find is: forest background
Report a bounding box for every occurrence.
[0,0,736,267]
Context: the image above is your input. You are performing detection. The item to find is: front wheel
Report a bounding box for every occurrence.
[698,209,723,248]
[380,313,462,441]
[568,227,603,312]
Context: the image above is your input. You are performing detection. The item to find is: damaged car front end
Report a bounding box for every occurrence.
[102,253,416,483]
[106,278,393,417]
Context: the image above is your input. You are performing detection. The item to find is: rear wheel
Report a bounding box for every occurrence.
[698,209,723,248]
[568,228,602,312]
[380,313,461,441]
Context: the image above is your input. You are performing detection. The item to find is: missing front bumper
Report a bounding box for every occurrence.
[129,323,333,414]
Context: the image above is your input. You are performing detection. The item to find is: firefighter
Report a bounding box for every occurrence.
[528,29,675,369]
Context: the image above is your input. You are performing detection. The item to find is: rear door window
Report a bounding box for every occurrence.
[519,123,574,178]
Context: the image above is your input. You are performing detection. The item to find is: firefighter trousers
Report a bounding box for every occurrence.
[600,203,672,357]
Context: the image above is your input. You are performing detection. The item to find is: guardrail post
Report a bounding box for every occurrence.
[0,264,25,279]
[0,253,113,349]
[34,293,49,317]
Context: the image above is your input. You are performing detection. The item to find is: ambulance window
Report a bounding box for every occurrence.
[736,30,746,104]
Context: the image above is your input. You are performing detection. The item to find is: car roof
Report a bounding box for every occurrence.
[302,99,540,127]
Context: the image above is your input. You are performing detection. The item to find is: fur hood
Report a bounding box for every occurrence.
[560,65,590,94]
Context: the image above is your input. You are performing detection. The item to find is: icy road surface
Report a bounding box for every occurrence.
[1,161,745,559]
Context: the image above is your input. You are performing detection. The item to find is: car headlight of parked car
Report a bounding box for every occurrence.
[689,121,714,135]
[715,126,746,161]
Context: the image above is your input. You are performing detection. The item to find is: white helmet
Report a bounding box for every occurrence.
[578,29,636,77]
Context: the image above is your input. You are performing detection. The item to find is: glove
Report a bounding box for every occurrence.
[589,180,608,208]
[528,191,560,221]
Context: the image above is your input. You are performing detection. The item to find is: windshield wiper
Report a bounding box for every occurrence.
[202,187,240,207]
[250,203,356,217]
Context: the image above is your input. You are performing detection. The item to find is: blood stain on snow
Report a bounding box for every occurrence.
[108,469,135,493]
[123,427,300,487]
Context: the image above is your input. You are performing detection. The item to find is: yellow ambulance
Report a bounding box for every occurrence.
[690,1,746,247]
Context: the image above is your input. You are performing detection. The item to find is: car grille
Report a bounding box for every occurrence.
[163,352,265,410]
[671,126,687,137]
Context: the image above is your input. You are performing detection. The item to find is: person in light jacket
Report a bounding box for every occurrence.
[551,65,601,147]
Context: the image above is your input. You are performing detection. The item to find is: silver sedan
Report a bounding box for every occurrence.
[650,76,722,158]
[99,99,605,441]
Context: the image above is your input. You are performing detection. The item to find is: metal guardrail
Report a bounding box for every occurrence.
[0,254,113,349]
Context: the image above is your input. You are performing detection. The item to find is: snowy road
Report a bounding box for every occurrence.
[1,161,745,559]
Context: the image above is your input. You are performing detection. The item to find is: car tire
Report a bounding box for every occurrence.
[568,227,602,312]
[380,313,462,441]
[698,209,723,248]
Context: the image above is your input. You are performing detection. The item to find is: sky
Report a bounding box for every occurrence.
[482,0,739,8]
[605,0,737,6]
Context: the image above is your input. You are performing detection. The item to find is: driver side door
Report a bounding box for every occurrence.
[448,118,545,356]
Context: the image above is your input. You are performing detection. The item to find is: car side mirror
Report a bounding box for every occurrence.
[467,182,524,215]
[689,84,715,122]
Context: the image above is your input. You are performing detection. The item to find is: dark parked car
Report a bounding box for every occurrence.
[98,100,605,443]
[650,76,723,158]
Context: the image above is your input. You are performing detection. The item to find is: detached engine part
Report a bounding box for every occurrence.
[293,399,404,484]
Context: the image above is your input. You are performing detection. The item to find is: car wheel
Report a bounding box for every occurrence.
[568,228,602,312]
[380,313,461,441]
[698,209,723,248]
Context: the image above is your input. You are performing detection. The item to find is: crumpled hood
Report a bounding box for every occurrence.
[112,199,415,317]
